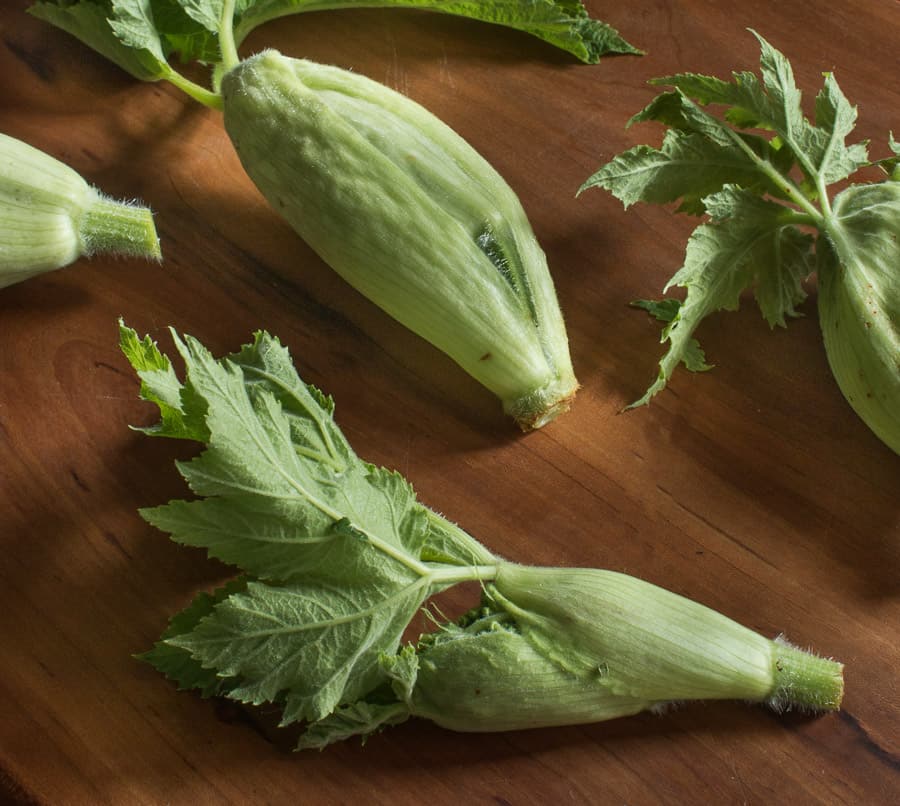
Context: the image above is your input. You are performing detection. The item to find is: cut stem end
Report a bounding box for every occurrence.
[767,638,844,713]
[504,373,579,431]
[81,194,161,261]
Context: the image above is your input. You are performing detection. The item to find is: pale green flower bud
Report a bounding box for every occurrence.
[221,51,577,429]
[819,182,900,454]
[408,565,843,732]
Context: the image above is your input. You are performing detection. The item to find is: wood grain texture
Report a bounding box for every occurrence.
[1,1,898,803]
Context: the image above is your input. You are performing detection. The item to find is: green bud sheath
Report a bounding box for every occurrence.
[221,51,577,429]
[819,182,900,454]
[411,620,655,732]
[410,564,843,732]
[0,133,160,289]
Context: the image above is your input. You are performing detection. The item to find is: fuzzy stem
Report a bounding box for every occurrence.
[80,194,161,260]
[767,638,844,712]
[424,510,497,567]
[218,0,241,72]
[161,66,223,110]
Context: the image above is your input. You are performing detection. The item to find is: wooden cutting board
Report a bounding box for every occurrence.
[1,1,898,803]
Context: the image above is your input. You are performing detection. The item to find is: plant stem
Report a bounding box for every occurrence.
[430,563,499,586]
[424,509,498,566]
[725,127,823,222]
[218,0,241,72]
[80,193,161,260]
[162,66,223,110]
[816,175,834,217]
[768,639,844,711]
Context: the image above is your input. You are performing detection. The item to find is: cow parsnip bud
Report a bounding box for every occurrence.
[819,182,900,454]
[220,51,577,429]
[0,133,161,289]
[408,565,843,732]
[411,611,655,732]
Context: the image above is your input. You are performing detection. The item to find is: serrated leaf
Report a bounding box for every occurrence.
[119,323,207,440]
[170,577,428,723]
[588,32,888,407]
[581,129,769,213]
[32,0,638,86]
[630,299,711,372]
[177,0,223,32]
[650,68,774,131]
[811,72,869,184]
[752,226,813,328]
[108,0,168,62]
[868,133,900,179]
[143,466,429,585]
[156,333,431,575]
[29,0,170,80]
[225,331,351,472]
[747,32,866,189]
[630,187,811,406]
[694,185,813,330]
[139,577,248,697]
[296,699,410,751]
[125,325,497,728]
[231,0,640,62]
[752,31,805,139]
[888,134,900,180]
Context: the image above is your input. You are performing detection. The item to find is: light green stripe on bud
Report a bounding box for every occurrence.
[220,51,577,429]
[0,133,161,289]
[407,564,842,732]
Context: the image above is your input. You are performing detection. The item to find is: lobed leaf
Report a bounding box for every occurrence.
[296,699,410,750]
[29,0,170,80]
[139,577,248,697]
[630,186,813,406]
[122,324,496,728]
[170,576,428,722]
[231,0,640,63]
[581,129,773,214]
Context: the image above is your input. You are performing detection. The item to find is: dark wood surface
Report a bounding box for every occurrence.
[1,2,898,803]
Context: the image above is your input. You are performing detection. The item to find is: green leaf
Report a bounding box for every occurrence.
[142,466,430,586]
[169,576,427,722]
[231,0,640,63]
[293,645,417,749]
[700,185,814,327]
[108,0,168,60]
[296,699,410,750]
[748,33,866,188]
[29,0,170,80]
[649,68,774,131]
[226,331,352,473]
[177,0,224,32]
[581,129,772,214]
[151,0,222,63]
[812,72,869,184]
[630,186,813,407]
[869,133,900,179]
[752,31,805,140]
[136,332,433,588]
[630,90,736,150]
[125,325,498,726]
[630,299,710,372]
[585,31,889,405]
[139,577,248,697]
[119,322,207,440]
